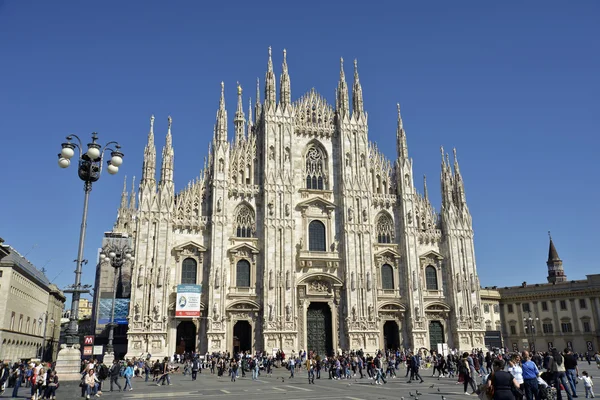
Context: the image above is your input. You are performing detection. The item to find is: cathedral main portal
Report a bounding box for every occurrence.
[233,321,252,354]
[306,302,333,357]
[176,321,197,353]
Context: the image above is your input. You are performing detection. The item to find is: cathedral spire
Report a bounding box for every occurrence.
[160,116,174,185]
[279,49,291,108]
[247,97,253,131]
[440,146,453,208]
[352,59,364,118]
[254,77,261,122]
[119,176,128,210]
[336,57,349,117]
[129,176,136,210]
[547,232,567,283]
[396,103,408,160]
[214,82,228,144]
[453,148,467,206]
[423,174,429,203]
[141,114,156,186]
[234,82,245,142]
[264,47,276,110]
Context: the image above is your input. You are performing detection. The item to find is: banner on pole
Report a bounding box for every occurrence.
[175,284,202,317]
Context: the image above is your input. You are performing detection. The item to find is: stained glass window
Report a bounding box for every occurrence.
[381,264,394,290]
[181,258,197,284]
[236,260,251,287]
[309,220,326,251]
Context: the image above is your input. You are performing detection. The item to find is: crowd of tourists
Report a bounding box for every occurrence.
[1,347,599,399]
[0,360,59,399]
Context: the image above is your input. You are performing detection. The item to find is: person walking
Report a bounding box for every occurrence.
[109,360,122,392]
[521,351,541,400]
[579,371,594,399]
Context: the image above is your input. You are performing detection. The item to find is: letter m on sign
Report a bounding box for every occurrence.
[84,336,94,345]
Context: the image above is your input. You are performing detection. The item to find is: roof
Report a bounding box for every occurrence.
[1,246,52,288]
[548,238,561,262]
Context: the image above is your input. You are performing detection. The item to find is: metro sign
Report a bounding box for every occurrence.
[84,336,94,345]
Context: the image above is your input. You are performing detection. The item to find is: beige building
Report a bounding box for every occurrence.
[496,237,600,354]
[0,242,66,362]
[79,298,93,320]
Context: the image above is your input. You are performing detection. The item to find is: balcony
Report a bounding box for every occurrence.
[298,250,340,269]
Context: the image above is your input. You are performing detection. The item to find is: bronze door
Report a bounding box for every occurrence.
[428,320,444,349]
[306,303,332,357]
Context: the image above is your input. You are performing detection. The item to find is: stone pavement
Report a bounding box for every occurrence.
[3,366,480,399]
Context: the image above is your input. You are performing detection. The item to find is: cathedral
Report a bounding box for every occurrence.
[115,48,486,358]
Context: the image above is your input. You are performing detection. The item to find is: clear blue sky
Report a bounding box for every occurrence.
[1,1,598,302]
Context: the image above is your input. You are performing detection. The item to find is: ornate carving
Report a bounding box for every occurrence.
[309,280,331,292]
[366,272,372,291]
[134,302,141,321]
[268,303,274,321]
[285,203,290,216]
[348,207,354,221]
[156,266,162,288]
[213,303,220,321]
[269,269,274,289]
[351,272,355,291]
[285,303,291,321]
[362,209,368,222]
[215,269,220,288]
[286,271,291,290]
[368,304,374,321]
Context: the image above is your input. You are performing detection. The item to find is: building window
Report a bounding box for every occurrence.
[26,317,30,333]
[495,320,501,330]
[579,299,587,309]
[561,322,573,333]
[381,264,394,290]
[522,303,530,312]
[560,300,567,310]
[236,260,251,287]
[235,204,255,238]
[583,321,591,332]
[425,266,438,290]
[541,301,548,311]
[18,314,23,332]
[542,323,553,333]
[10,312,15,330]
[308,220,326,251]
[0,270,3,277]
[375,213,394,244]
[510,325,517,335]
[305,145,326,190]
[507,304,514,313]
[484,304,490,313]
[33,320,37,335]
[493,304,499,314]
[181,258,197,285]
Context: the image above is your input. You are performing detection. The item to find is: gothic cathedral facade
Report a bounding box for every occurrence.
[118,49,485,358]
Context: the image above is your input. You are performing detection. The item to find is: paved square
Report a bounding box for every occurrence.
[5,366,481,400]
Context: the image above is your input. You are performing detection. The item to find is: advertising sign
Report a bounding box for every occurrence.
[93,346,103,355]
[176,284,202,317]
[98,298,130,325]
[83,346,93,356]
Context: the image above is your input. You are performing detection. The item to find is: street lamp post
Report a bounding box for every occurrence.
[523,310,539,352]
[55,132,124,379]
[99,243,134,359]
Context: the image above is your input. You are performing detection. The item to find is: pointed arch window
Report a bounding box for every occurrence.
[376,213,394,244]
[308,220,326,251]
[235,204,255,238]
[381,264,394,290]
[181,258,197,284]
[236,260,251,287]
[305,145,326,190]
[425,266,438,290]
